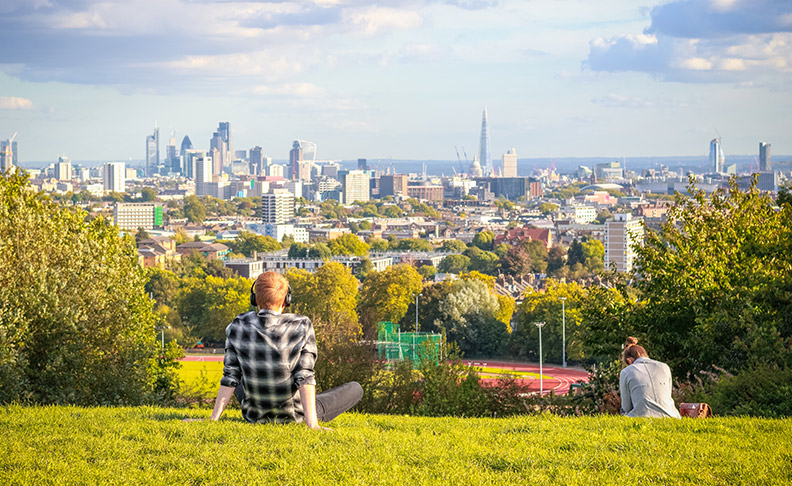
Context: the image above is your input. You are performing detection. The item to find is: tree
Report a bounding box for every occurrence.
[418,265,437,281]
[393,238,434,252]
[172,227,190,245]
[440,239,467,253]
[523,239,549,273]
[288,242,309,258]
[0,170,159,405]
[135,227,150,244]
[500,244,532,276]
[358,264,423,336]
[382,205,403,218]
[464,246,500,275]
[581,239,604,274]
[512,280,587,364]
[472,230,495,251]
[140,187,157,202]
[567,239,585,267]
[539,203,559,214]
[438,254,470,274]
[358,220,372,231]
[183,195,206,224]
[437,279,503,356]
[355,257,373,281]
[308,243,332,260]
[176,275,251,343]
[286,263,360,345]
[368,237,389,253]
[228,231,280,257]
[547,245,567,274]
[627,178,792,375]
[328,233,369,256]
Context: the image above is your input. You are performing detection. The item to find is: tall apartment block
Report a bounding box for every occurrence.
[380,174,408,197]
[262,190,295,224]
[56,156,72,181]
[103,162,126,193]
[605,213,644,273]
[759,142,771,171]
[342,170,370,204]
[113,202,163,231]
[502,148,517,177]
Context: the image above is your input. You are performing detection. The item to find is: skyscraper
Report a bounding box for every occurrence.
[146,125,159,176]
[0,136,17,169]
[605,213,644,273]
[195,155,213,196]
[103,162,126,193]
[289,140,303,180]
[709,138,724,173]
[209,122,231,171]
[502,148,517,178]
[479,108,492,177]
[180,135,193,157]
[342,170,370,204]
[262,190,295,224]
[167,129,179,174]
[759,142,771,171]
[250,146,263,175]
[357,158,368,171]
[56,156,72,181]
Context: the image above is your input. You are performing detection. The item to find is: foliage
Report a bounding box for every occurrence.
[437,279,505,356]
[140,187,157,202]
[354,257,373,281]
[570,360,623,415]
[538,203,559,214]
[630,178,792,375]
[578,285,636,361]
[500,244,532,276]
[392,238,434,252]
[463,246,500,275]
[0,170,160,405]
[135,227,150,243]
[288,242,309,258]
[472,230,495,251]
[148,341,185,404]
[367,237,389,252]
[512,280,587,364]
[175,275,252,343]
[307,242,332,260]
[328,233,369,256]
[183,195,206,224]
[439,239,467,253]
[418,265,437,280]
[438,254,470,274]
[581,239,604,274]
[225,231,281,257]
[358,264,423,336]
[286,262,360,345]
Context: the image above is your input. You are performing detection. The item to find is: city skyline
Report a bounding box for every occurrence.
[1,0,791,163]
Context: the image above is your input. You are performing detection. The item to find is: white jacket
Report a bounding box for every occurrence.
[619,357,681,418]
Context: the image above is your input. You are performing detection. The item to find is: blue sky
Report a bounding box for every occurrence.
[0,0,790,163]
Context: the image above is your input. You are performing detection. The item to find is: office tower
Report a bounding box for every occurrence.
[759,142,771,171]
[113,202,162,231]
[56,156,72,181]
[182,149,204,180]
[605,213,644,273]
[209,122,231,170]
[249,146,263,175]
[218,122,232,155]
[289,140,303,180]
[0,136,17,169]
[235,150,247,160]
[262,190,295,224]
[502,148,517,178]
[342,170,370,204]
[357,158,368,171]
[268,164,284,178]
[380,174,408,197]
[103,162,126,193]
[180,135,193,157]
[709,138,725,173]
[195,155,213,196]
[479,108,492,176]
[146,125,160,176]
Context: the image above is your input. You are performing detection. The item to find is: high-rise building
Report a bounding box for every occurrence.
[268,164,285,178]
[0,137,17,170]
[146,125,160,176]
[343,170,370,204]
[262,190,295,224]
[195,155,213,196]
[357,158,368,171]
[103,162,126,193]
[249,146,263,175]
[209,122,231,171]
[605,213,644,273]
[289,141,303,180]
[709,138,725,173]
[182,149,204,180]
[180,135,193,157]
[479,108,492,176]
[759,142,771,171]
[502,148,517,178]
[56,156,72,181]
[166,129,179,174]
[380,174,408,197]
[113,202,163,231]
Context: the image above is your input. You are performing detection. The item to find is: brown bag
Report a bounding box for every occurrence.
[679,402,713,418]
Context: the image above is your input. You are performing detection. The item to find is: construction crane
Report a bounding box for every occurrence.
[454,146,466,175]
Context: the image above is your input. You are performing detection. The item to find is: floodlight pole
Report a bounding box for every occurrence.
[535,321,546,395]
[415,293,423,332]
[155,326,171,349]
[559,297,567,368]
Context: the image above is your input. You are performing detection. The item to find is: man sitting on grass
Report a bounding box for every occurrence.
[208,271,362,429]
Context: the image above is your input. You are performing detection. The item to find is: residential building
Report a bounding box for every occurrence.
[114,202,163,231]
[759,142,771,171]
[176,241,230,260]
[56,156,72,181]
[225,255,392,278]
[260,223,309,243]
[562,205,596,224]
[343,170,370,204]
[494,226,553,249]
[502,148,517,178]
[103,162,126,193]
[604,213,644,273]
[195,155,213,196]
[262,190,295,224]
[407,185,444,202]
[380,174,409,197]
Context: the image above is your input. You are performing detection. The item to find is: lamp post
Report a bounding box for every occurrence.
[155,326,171,349]
[534,321,546,395]
[558,297,567,368]
[415,293,423,332]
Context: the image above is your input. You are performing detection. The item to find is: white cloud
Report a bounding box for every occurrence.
[345,7,422,36]
[679,57,713,70]
[254,83,327,97]
[0,96,33,110]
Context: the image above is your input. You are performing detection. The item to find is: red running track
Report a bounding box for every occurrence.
[180,356,590,395]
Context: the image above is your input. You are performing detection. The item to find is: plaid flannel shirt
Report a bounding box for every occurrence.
[220,309,318,424]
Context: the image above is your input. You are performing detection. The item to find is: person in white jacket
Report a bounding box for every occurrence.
[619,337,681,418]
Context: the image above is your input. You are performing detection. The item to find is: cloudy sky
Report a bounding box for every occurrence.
[0,0,790,163]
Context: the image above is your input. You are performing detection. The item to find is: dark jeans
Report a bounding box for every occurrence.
[234,381,363,423]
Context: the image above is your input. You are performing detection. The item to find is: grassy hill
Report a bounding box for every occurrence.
[2,405,790,485]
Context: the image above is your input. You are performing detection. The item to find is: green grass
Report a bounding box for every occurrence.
[2,405,790,485]
[179,361,224,389]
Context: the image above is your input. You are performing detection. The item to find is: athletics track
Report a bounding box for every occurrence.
[181,356,590,396]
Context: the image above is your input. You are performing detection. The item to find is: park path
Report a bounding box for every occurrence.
[180,355,590,395]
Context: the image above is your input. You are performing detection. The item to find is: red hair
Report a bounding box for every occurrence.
[253,272,289,310]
